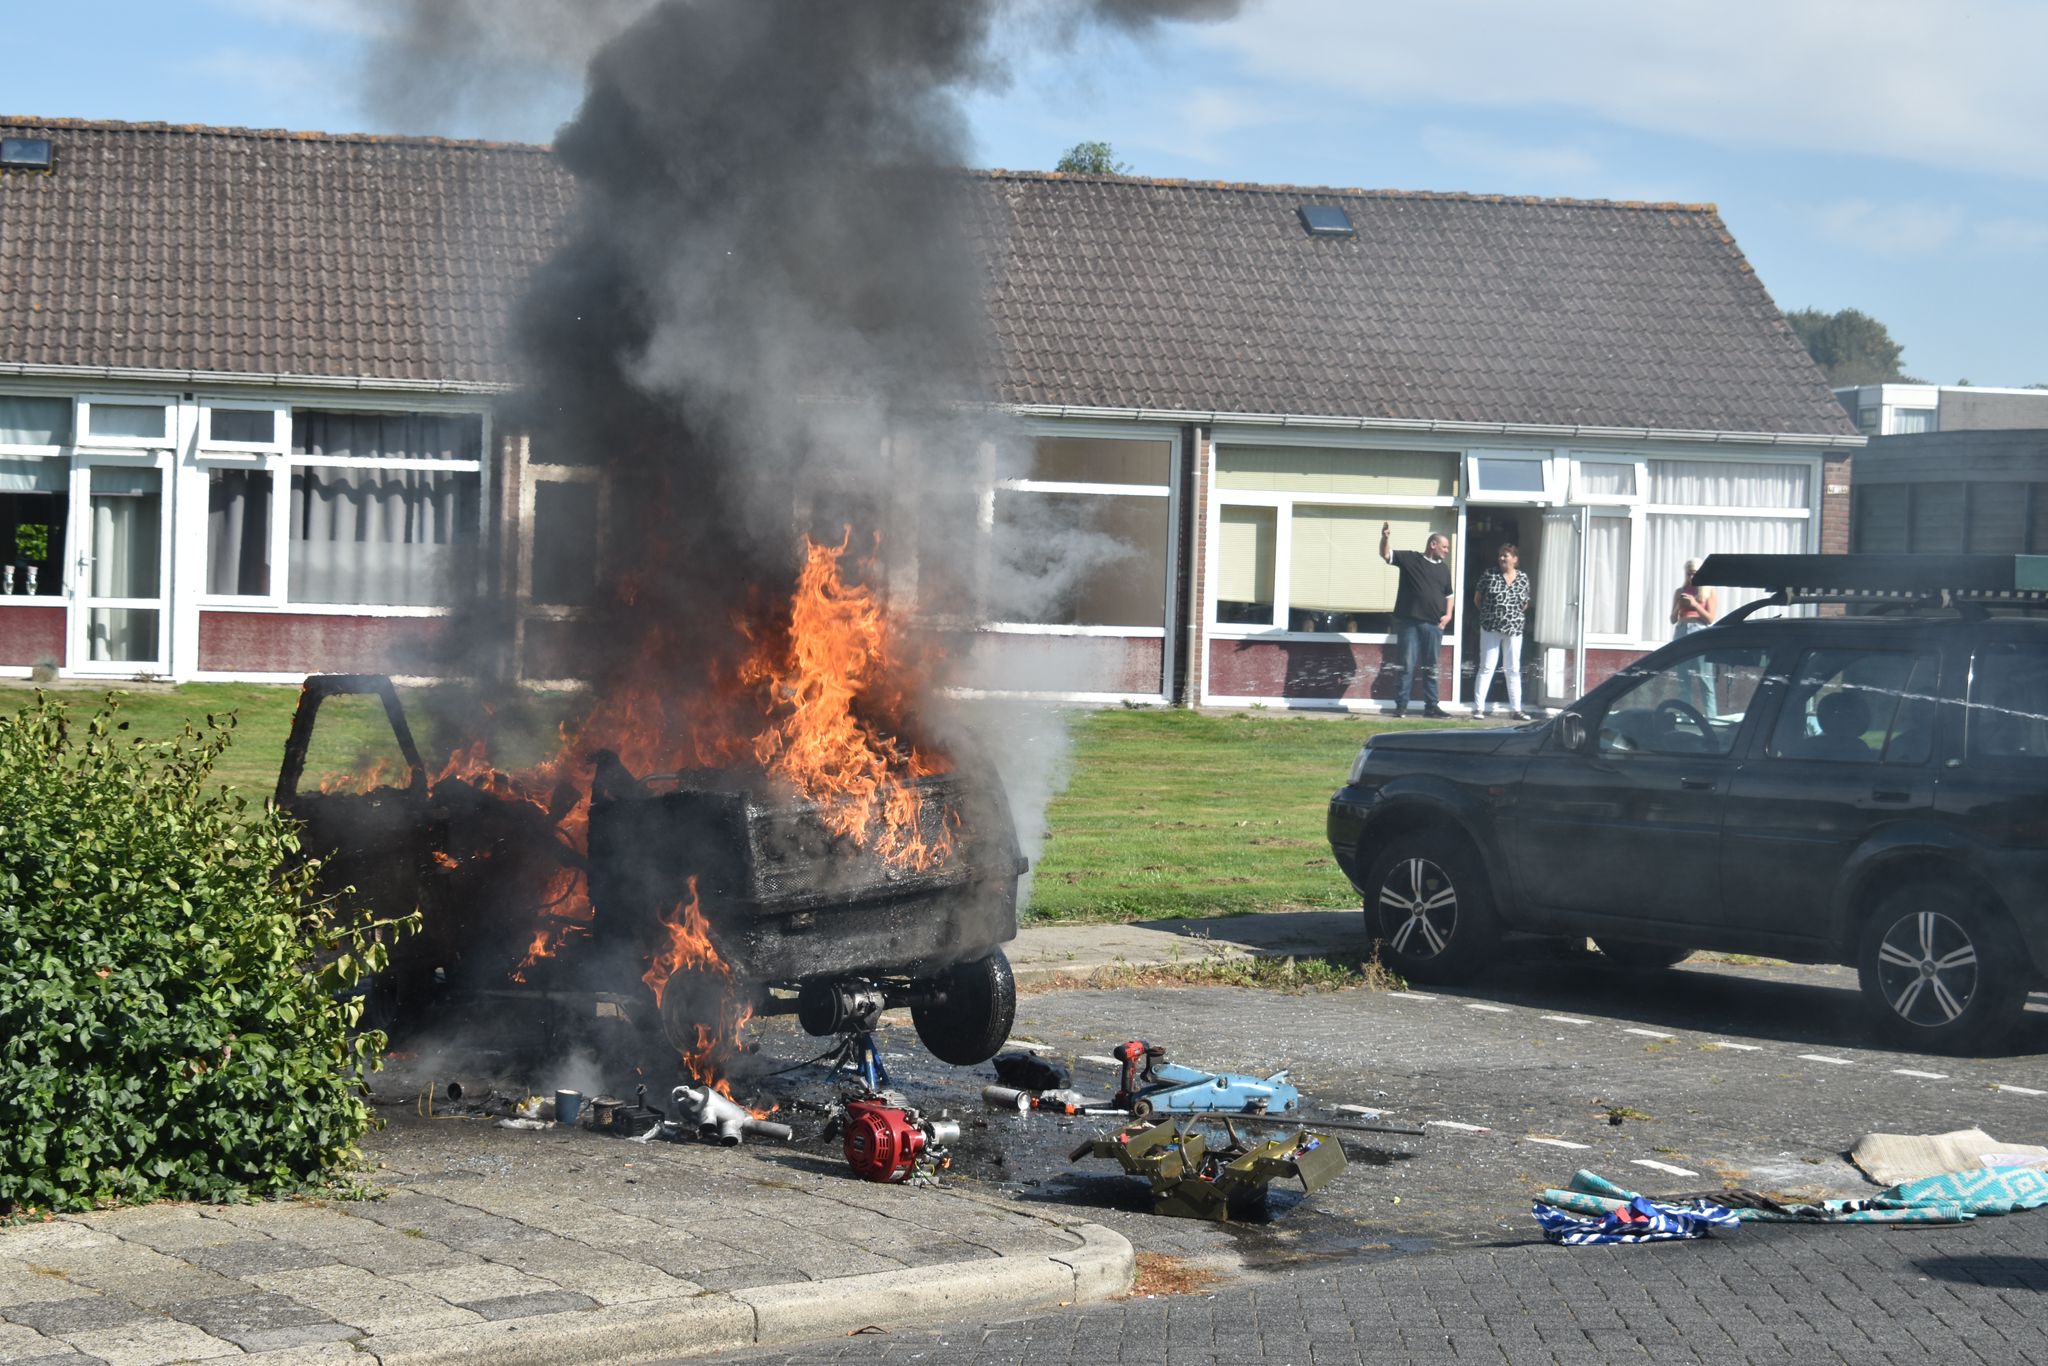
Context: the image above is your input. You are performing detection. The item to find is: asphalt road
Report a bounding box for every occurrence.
[700,952,2048,1364]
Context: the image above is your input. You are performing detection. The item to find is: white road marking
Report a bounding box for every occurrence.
[1892,1068,1948,1080]
[1078,1055,1120,1068]
[1524,1136,1592,1150]
[1465,1003,1513,1014]
[1797,1054,1856,1066]
[1541,1015,1593,1025]
[1994,1083,2048,1096]
[1427,1121,1491,1133]
[1705,1041,1762,1051]
[1392,992,1440,1002]
[1631,1159,1700,1178]
[1624,1028,1675,1040]
[1335,1104,1383,1116]
[1005,1040,1056,1055]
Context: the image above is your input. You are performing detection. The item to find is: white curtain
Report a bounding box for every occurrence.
[1648,460,1810,510]
[289,467,477,606]
[1638,514,1807,642]
[86,474,162,663]
[1585,515,1630,635]
[1534,510,1579,649]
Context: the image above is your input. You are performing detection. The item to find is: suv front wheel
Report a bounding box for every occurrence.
[1365,829,1499,984]
[1856,883,2026,1055]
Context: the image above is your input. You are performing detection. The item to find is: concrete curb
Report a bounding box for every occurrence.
[350,1223,1135,1364]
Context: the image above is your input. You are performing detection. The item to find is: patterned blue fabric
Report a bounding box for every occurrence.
[1539,1166,2048,1226]
[1533,1193,1740,1244]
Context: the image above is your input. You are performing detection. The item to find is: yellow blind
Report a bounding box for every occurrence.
[1216,444,1458,497]
[1292,508,1452,613]
[1216,505,1276,606]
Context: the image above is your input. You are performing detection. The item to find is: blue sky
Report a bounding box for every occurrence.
[9,0,2045,387]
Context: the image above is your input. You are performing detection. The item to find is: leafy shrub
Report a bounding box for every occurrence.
[0,695,393,1214]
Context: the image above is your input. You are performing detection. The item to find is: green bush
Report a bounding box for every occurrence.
[0,695,392,1214]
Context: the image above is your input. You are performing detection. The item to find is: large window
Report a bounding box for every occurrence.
[0,457,69,599]
[989,435,1172,630]
[287,411,482,607]
[1569,455,1815,644]
[1212,444,1458,635]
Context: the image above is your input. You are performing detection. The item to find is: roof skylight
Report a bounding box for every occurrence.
[1,137,53,171]
[1297,204,1354,238]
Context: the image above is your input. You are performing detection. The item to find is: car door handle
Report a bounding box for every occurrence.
[1870,789,1913,804]
[1679,777,1714,791]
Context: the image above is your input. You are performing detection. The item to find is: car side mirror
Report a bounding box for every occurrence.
[1558,712,1589,753]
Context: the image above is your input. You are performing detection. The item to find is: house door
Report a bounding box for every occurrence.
[69,459,171,674]
[1532,506,1588,708]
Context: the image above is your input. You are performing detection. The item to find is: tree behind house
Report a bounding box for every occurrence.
[1056,140,1131,176]
[1787,307,1911,386]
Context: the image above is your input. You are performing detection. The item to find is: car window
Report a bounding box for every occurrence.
[1967,644,2048,767]
[1765,647,1933,765]
[1596,644,1766,758]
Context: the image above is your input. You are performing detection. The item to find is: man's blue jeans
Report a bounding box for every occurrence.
[1392,618,1443,711]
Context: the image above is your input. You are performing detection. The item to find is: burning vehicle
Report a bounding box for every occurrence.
[277,541,1028,1079]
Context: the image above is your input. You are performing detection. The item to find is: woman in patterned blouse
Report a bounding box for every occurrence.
[1472,543,1532,720]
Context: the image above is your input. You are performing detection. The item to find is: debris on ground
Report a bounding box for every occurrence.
[1850,1128,2048,1186]
[1533,1193,1739,1245]
[1070,1116,1347,1221]
[1540,1165,2048,1226]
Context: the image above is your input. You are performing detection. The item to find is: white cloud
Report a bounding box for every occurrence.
[1813,199,1965,258]
[1418,126,1600,186]
[1977,217,2048,252]
[205,0,384,36]
[1199,0,2048,181]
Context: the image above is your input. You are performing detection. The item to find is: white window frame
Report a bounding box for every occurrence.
[276,402,491,617]
[76,394,176,449]
[200,400,289,452]
[519,462,609,614]
[193,399,291,608]
[984,423,1178,641]
[1464,449,1557,503]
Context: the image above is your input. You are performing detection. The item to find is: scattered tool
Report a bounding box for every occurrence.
[1071,1115,1348,1221]
[1111,1039,1301,1117]
[671,1084,794,1145]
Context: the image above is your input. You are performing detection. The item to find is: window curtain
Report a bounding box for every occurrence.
[292,411,482,462]
[206,471,271,595]
[289,468,477,606]
[87,471,162,663]
[1648,461,1810,510]
[1585,515,1630,636]
[1534,510,1579,649]
[1638,514,1806,642]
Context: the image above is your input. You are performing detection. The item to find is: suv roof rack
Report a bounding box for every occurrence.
[1696,554,2048,625]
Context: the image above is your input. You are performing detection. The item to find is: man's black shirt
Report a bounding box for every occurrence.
[1390,549,1452,623]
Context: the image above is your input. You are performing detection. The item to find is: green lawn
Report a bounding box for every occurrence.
[1026,708,1390,923]
[0,683,1412,923]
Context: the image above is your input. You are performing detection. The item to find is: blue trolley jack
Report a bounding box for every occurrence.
[1111,1039,1302,1118]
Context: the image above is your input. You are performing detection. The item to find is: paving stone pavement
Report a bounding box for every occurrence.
[706,1212,2048,1364]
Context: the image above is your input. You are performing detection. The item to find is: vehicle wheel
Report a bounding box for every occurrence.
[912,948,1017,1066]
[1856,883,2026,1056]
[1596,939,1692,972]
[1364,830,1499,984]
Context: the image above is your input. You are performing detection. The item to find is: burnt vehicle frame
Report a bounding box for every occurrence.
[1328,554,2048,1054]
[277,675,1025,1066]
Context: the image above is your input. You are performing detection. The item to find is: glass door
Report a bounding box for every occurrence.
[71,461,169,672]
[1533,505,1588,708]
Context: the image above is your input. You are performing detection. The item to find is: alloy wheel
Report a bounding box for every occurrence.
[1378,856,1457,960]
[1873,909,1980,1028]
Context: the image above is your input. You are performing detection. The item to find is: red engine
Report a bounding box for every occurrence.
[841,1099,960,1184]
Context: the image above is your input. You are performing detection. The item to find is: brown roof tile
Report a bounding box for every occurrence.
[0,118,1850,435]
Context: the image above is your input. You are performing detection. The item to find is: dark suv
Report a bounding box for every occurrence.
[1328,554,2048,1054]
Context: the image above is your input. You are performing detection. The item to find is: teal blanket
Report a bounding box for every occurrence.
[1540,1166,2048,1224]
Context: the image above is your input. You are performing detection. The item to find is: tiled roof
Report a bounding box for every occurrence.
[0,116,571,388]
[0,118,1851,435]
[978,173,1853,435]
